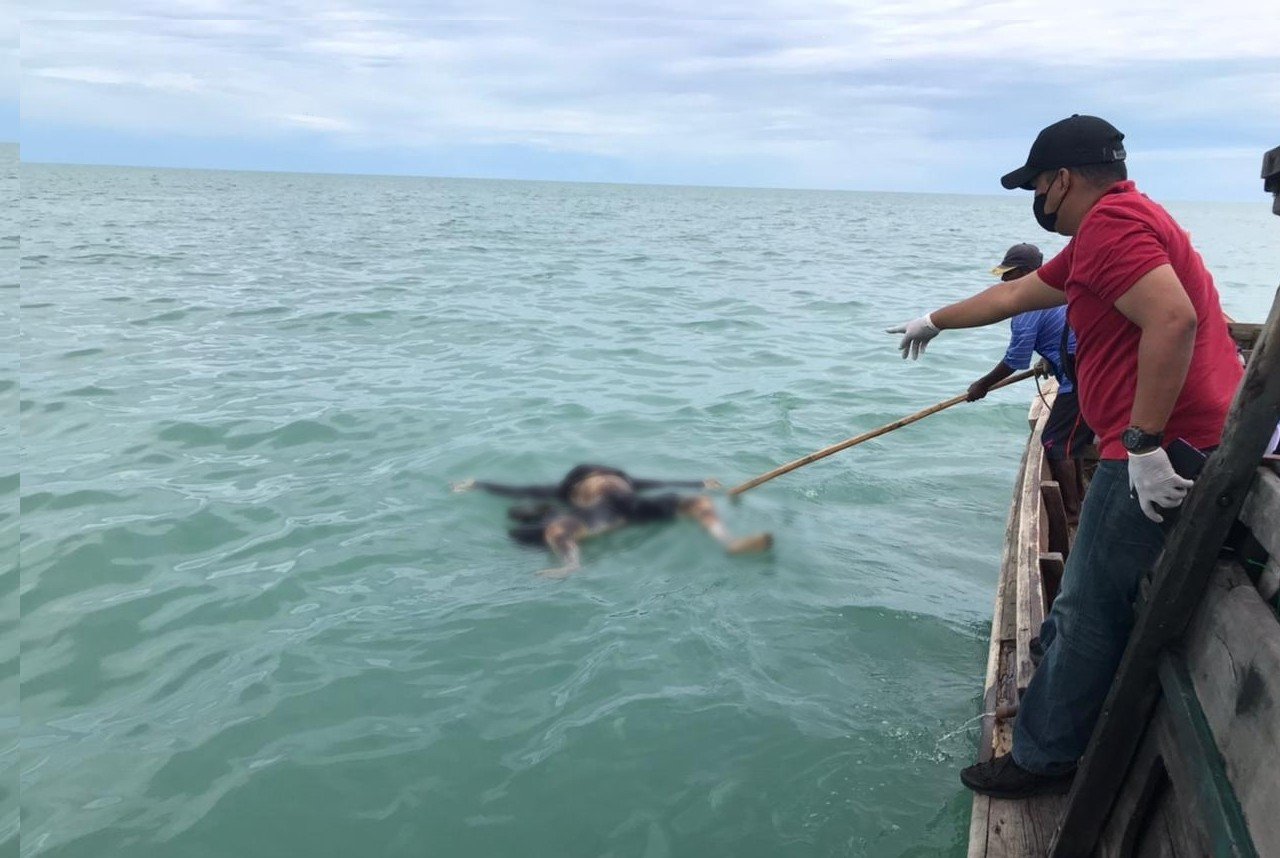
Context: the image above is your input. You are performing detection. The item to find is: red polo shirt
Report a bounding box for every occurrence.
[1037,181,1243,459]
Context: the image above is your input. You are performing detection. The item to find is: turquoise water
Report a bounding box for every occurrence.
[15,152,1279,857]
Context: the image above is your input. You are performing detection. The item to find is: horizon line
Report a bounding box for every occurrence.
[13,147,1263,205]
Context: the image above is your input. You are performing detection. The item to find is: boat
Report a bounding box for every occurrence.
[967,143,1280,857]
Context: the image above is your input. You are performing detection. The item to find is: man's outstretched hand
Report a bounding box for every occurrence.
[886,314,940,360]
[450,478,477,493]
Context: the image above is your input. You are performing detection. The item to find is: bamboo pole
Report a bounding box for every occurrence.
[728,368,1038,496]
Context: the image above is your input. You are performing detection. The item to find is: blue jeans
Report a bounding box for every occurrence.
[1012,460,1166,775]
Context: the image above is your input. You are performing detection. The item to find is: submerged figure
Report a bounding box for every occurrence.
[451,464,772,577]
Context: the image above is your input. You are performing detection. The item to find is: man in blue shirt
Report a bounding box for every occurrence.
[967,243,1093,523]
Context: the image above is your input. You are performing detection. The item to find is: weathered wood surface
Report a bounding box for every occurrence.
[1133,776,1201,858]
[970,402,1068,858]
[1097,718,1166,858]
[1039,552,1064,609]
[1050,287,1280,857]
[970,448,1028,858]
[1027,382,1056,430]
[1149,684,1219,856]
[1016,436,1047,694]
[1238,466,1280,560]
[981,794,1069,858]
[1258,556,1280,603]
[1181,563,1280,858]
[1229,321,1264,352]
[1040,480,1070,559]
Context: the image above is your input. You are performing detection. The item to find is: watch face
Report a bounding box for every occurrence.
[1124,428,1158,451]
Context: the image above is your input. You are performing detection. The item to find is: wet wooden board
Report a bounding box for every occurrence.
[1238,467,1280,559]
[1181,562,1280,857]
[1015,419,1047,694]
[969,449,1026,858]
[970,401,1067,857]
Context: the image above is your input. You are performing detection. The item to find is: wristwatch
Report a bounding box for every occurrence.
[1122,426,1164,453]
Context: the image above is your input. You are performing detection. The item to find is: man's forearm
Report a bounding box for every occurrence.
[1130,321,1196,434]
[977,362,1016,388]
[930,272,1066,331]
[931,282,1017,330]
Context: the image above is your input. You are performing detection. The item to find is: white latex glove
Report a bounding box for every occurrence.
[1127,447,1194,523]
[885,313,940,360]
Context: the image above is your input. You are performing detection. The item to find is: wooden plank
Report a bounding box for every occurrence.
[1028,380,1057,429]
[971,390,1079,857]
[970,446,1030,858]
[1133,778,1198,858]
[969,795,993,858]
[1050,287,1280,858]
[1258,556,1279,603]
[1153,655,1256,857]
[1181,563,1280,857]
[1040,480,1070,559]
[1039,552,1065,610]
[1229,322,1263,352]
[1237,467,1280,560]
[968,397,1071,858]
[1097,720,1167,858]
[1150,707,1215,856]
[983,794,1069,858]
[1016,436,1046,694]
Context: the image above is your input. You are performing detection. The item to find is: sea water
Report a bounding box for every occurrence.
[12,149,1279,856]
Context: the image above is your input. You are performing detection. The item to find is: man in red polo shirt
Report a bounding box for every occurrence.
[888,115,1243,797]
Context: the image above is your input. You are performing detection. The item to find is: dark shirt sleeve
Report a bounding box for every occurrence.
[473,481,560,499]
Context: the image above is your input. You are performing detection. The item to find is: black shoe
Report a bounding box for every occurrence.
[960,754,1075,799]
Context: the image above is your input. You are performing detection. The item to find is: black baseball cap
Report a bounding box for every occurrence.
[1001,115,1126,190]
[991,243,1043,275]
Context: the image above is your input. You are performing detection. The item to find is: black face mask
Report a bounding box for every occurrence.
[1032,190,1058,233]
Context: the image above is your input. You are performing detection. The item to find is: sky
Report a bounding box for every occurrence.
[10,1,1280,200]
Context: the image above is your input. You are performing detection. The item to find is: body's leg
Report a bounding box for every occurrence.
[1011,461,1166,774]
[676,495,772,554]
[539,517,587,578]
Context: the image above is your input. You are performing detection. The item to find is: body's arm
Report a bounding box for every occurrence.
[450,478,559,498]
[1112,264,1198,435]
[931,272,1066,330]
[631,478,722,491]
[967,362,1016,402]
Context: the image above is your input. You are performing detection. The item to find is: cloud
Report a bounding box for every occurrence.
[0,11,14,105]
[281,112,355,132]
[30,67,203,92]
[18,4,1280,198]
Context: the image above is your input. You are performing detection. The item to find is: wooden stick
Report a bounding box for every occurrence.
[728,368,1039,496]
